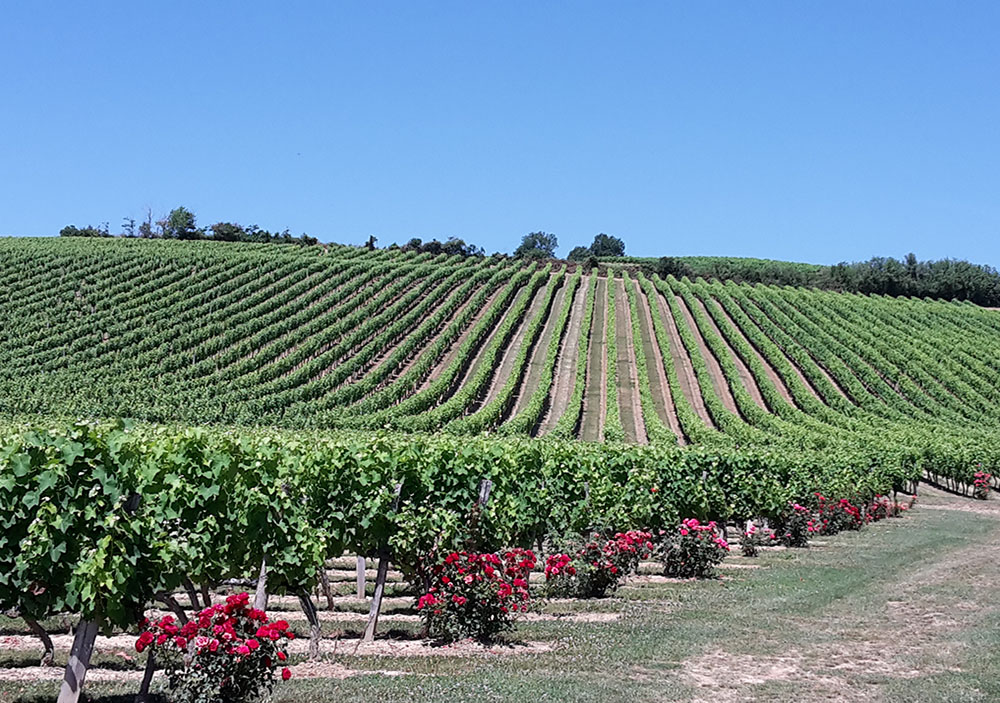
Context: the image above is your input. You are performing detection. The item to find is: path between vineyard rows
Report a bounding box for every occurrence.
[2,486,997,702]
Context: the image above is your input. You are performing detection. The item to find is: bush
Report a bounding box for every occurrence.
[544,530,654,598]
[867,494,914,520]
[416,549,535,643]
[974,471,992,500]
[658,519,730,578]
[813,493,863,534]
[772,504,815,547]
[136,592,294,703]
[741,523,768,557]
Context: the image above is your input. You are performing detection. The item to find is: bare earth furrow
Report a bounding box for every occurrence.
[616,278,647,444]
[580,277,608,441]
[372,283,486,394]
[509,282,570,418]
[469,277,552,414]
[634,279,685,444]
[417,286,507,393]
[673,294,740,416]
[692,297,769,412]
[709,295,802,407]
[737,296,853,403]
[652,289,715,428]
[537,276,590,435]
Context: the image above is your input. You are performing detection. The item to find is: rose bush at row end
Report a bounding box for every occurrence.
[135,592,294,703]
[416,548,535,643]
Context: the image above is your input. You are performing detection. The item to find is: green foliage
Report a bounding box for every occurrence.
[59,224,110,237]
[514,231,558,259]
[162,206,201,240]
[568,234,625,260]
[589,233,625,257]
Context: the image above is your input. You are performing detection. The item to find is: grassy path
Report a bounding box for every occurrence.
[4,489,997,703]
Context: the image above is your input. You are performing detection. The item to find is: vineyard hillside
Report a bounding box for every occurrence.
[1,237,998,489]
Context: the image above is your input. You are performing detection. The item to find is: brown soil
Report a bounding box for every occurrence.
[652,289,714,428]
[312,276,463,384]
[470,273,555,415]
[417,285,506,392]
[692,297,769,412]
[536,276,590,435]
[282,273,436,378]
[580,277,608,441]
[734,294,848,403]
[509,280,569,419]
[615,278,647,444]
[709,295,802,407]
[210,267,333,365]
[266,273,385,368]
[435,283,525,403]
[672,294,740,416]
[634,279,685,444]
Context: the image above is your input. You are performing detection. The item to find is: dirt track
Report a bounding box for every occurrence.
[537,276,590,435]
[692,296,769,412]
[509,279,569,419]
[652,289,714,428]
[473,274,556,415]
[615,278,647,444]
[672,293,740,417]
[580,277,608,441]
[708,294,801,407]
[633,278,685,444]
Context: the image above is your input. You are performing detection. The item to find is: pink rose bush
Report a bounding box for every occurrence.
[135,592,293,703]
[659,519,729,578]
[417,549,535,642]
[544,530,654,598]
[867,494,915,521]
[973,471,992,500]
[741,523,767,557]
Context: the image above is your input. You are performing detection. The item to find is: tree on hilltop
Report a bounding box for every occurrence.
[514,231,557,259]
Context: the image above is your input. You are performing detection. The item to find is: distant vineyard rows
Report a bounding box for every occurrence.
[1,237,999,487]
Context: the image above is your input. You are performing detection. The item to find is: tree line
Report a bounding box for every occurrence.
[653,252,1000,306]
[60,206,321,246]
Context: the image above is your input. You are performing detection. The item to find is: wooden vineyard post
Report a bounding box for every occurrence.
[362,481,403,643]
[56,619,99,703]
[254,556,268,610]
[357,556,366,599]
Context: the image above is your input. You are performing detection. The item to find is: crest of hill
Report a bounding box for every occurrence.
[600,254,1000,307]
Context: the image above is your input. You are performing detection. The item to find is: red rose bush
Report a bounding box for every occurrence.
[544,530,655,598]
[135,592,293,703]
[417,548,535,642]
[974,471,992,500]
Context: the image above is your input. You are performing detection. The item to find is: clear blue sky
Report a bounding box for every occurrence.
[2,2,998,264]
